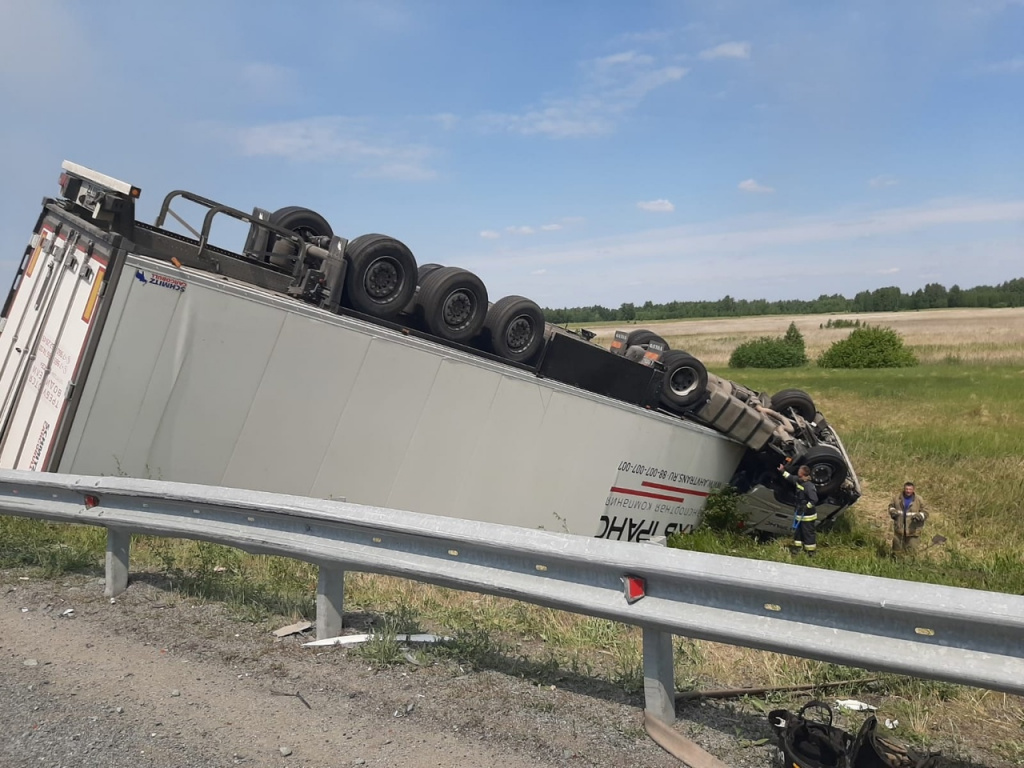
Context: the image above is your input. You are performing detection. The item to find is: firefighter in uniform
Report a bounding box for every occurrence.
[778,464,818,556]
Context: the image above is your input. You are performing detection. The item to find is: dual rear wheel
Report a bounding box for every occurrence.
[268,208,544,363]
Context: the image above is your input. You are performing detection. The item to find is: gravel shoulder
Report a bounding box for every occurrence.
[3,567,1013,768]
[0,568,780,768]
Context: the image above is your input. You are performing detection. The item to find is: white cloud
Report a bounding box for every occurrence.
[479,230,501,239]
[541,223,563,231]
[506,226,535,235]
[431,112,460,130]
[637,199,675,212]
[699,42,752,61]
[738,179,775,193]
[878,267,901,274]
[477,51,687,138]
[467,198,1024,306]
[869,174,899,188]
[491,198,1024,269]
[231,117,436,180]
[983,56,1024,73]
[531,269,548,275]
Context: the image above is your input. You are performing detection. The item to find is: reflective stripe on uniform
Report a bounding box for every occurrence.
[797,513,818,522]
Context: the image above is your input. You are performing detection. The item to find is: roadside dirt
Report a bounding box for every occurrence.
[2,568,1015,768]
[0,568,779,768]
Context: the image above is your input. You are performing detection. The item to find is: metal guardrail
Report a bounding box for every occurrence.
[1,469,1023,728]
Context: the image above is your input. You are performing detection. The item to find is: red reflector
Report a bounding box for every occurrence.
[84,494,100,509]
[622,574,646,604]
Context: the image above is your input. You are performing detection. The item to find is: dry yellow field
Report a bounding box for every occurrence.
[586,307,1024,367]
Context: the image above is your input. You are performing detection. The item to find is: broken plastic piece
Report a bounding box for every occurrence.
[303,633,450,648]
[835,699,877,711]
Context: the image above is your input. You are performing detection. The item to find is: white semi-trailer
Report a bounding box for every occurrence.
[0,162,860,540]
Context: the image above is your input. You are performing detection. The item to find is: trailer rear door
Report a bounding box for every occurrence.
[0,212,113,470]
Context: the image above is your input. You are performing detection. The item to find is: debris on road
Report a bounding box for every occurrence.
[835,699,877,711]
[303,632,450,648]
[271,620,312,638]
[270,690,312,710]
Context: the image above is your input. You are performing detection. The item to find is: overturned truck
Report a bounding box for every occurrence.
[609,329,860,534]
[0,161,859,542]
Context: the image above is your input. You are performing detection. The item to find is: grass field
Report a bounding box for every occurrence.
[2,306,1023,762]
[585,306,1024,367]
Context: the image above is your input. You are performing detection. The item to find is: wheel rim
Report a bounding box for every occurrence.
[441,289,475,329]
[810,463,836,486]
[669,366,699,397]
[504,314,534,352]
[363,257,402,301]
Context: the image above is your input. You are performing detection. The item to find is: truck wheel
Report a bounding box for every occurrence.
[626,329,669,350]
[403,263,445,314]
[269,206,334,241]
[417,263,444,283]
[800,444,848,496]
[418,266,488,343]
[770,389,816,421]
[343,234,417,319]
[265,207,334,267]
[659,350,709,411]
[484,295,545,363]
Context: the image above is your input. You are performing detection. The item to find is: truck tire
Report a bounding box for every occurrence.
[417,266,488,343]
[659,351,709,411]
[343,234,418,319]
[417,263,444,283]
[269,206,334,241]
[800,444,848,496]
[626,329,669,350]
[265,207,334,268]
[771,389,816,421]
[484,295,545,364]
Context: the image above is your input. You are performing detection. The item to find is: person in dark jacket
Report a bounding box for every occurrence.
[888,482,928,554]
[778,464,818,556]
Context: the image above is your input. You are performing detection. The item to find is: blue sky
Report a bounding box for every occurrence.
[1,1,1022,308]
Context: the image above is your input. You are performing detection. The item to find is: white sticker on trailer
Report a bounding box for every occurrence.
[0,248,106,471]
[597,459,727,541]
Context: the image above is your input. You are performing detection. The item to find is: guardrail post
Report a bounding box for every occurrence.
[104,527,131,597]
[643,628,676,724]
[316,564,345,639]
[641,536,675,724]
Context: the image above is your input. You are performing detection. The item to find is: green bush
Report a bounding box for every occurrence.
[729,322,808,368]
[817,326,918,369]
[783,321,806,351]
[697,486,744,532]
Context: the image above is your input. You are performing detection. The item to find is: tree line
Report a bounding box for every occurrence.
[542,277,1024,324]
